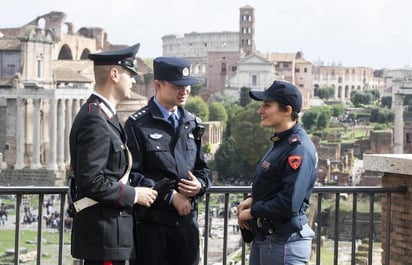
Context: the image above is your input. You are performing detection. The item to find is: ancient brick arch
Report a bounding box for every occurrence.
[58,44,73,60]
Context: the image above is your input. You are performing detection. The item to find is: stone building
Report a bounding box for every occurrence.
[312,64,385,103]
[0,11,152,185]
[161,5,313,110]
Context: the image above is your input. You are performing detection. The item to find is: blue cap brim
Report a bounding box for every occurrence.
[169,77,199,86]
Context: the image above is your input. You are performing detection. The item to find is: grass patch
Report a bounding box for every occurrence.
[0,229,71,257]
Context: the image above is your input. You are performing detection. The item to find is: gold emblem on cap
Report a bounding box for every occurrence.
[182,67,189,77]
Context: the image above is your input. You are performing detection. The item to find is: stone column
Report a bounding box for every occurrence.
[47,98,57,170]
[42,99,50,166]
[73,98,81,118]
[25,99,33,165]
[14,98,25,169]
[31,98,42,169]
[393,94,403,154]
[57,99,65,169]
[64,99,73,165]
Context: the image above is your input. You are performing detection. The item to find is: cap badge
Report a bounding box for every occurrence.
[182,67,190,77]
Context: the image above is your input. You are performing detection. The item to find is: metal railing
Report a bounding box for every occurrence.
[0,185,407,265]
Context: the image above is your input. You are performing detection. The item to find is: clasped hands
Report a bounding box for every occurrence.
[237,197,253,230]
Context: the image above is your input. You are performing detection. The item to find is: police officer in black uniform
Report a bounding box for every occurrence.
[69,44,158,265]
[124,57,210,265]
[237,80,318,265]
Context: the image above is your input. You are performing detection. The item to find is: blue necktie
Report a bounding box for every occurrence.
[168,113,178,128]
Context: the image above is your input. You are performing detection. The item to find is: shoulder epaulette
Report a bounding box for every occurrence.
[129,107,149,121]
[288,133,301,145]
[186,111,202,124]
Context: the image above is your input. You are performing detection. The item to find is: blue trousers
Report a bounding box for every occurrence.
[249,223,314,265]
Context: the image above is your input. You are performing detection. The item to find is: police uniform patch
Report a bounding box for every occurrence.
[261,161,271,169]
[149,133,163,140]
[288,155,302,170]
[288,134,301,145]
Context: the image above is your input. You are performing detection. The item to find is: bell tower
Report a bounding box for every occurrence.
[239,5,255,56]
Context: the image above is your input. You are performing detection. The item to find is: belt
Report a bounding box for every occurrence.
[257,214,308,236]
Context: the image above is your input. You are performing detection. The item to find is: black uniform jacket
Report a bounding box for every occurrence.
[124,97,210,225]
[69,94,136,260]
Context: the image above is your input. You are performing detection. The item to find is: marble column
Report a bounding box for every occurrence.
[57,99,65,169]
[25,99,33,165]
[31,98,41,169]
[14,98,25,169]
[64,99,72,165]
[48,98,57,170]
[393,94,404,154]
[42,99,50,166]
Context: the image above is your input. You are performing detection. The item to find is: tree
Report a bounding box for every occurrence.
[331,104,344,117]
[381,96,392,109]
[239,86,251,107]
[317,86,335,100]
[185,96,209,121]
[230,102,273,179]
[301,111,318,131]
[209,101,228,124]
[190,83,203,96]
[301,106,331,131]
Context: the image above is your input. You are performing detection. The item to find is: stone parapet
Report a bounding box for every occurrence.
[364,154,412,175]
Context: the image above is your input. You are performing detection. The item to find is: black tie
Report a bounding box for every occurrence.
[168,113,178,128]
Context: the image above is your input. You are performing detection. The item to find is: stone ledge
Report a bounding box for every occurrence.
[364,154,412,175]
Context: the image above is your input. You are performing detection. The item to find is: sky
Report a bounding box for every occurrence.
[1,0,412,70]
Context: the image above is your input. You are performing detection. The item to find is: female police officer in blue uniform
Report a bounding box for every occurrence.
[124,57,210,265]
[69,44,158,265]
[237,80,317,265]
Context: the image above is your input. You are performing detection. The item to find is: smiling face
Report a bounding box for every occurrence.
[257,100,293,132]
[154,80,191,111]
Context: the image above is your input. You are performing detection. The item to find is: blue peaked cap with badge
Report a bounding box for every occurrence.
[249,80,303,113]
[88,43,140,75]
[154,57,199,86]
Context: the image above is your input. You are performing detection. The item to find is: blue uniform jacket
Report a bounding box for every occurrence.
[250,122,318,221]
[124,97,210,225]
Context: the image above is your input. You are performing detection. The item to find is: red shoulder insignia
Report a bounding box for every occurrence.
[288,155,302,170]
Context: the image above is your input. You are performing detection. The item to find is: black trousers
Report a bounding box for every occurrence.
[84,261,127,265]
[134,222,200,265]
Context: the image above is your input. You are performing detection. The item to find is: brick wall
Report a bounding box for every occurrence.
[381,172,412,265]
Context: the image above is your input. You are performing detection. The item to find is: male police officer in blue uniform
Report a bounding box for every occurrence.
[69,44,158,265]
[237,80,317,265]
[124,57,210,265]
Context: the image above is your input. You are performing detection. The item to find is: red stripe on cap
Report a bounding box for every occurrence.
[104,261,112,265]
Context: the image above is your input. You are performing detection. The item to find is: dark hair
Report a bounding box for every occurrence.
[278,102,299,121]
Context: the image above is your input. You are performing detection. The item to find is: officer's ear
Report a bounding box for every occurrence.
[110,67,120,82]
[286,105,293,114]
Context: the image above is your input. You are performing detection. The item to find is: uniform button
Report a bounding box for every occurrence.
[156,146,160,149]
[176,221,180,225]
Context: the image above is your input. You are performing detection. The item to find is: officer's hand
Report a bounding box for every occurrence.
[135,187,158,207]
[238,208,253,230]
[237,197,252,213]
[172,192,192,216]
[178,171,201,197]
